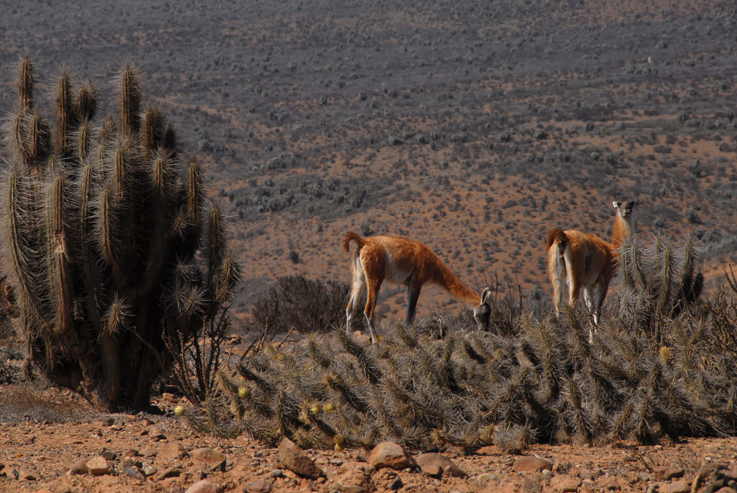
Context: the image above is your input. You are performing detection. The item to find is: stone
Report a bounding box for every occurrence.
[513,456,553,473]
[192,448,226,463]
[245,478,273,493]
[155,466,183,480]
[654,466,685,481]
[86,457,112,476]
[122,465,146,481]
[20,470,37,480]
[389,476,403,490]
[278,438,324,479]
[415,453,467,478]
[367,442,414,470]
[141,464,158,477]
[714,488,737,493]
[551,476,582,493]
[334,462,376,493]
[659,480,691,493]
[34,489,54,493]
[160,442,188,460]
[724,470,737,481]
[185,480,219,493]
[521,477,542,493]
[101,449,117,461]
[140,445,158,457]
[68,458,89,475]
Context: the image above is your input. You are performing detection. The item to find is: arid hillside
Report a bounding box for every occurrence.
[1,0,736,325]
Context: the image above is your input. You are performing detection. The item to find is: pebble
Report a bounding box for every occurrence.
[367,441,415,470]
[278,438,324,479]
[513,456,553,473]
[86,456,112,476]
[185,480,219,493]
[122,465,146,481]
[68,458,89,475]
[245,478,274,493]
[192,447,226,464]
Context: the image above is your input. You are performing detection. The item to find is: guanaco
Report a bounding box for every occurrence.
[342,232,491,343]
[545,199,635,340]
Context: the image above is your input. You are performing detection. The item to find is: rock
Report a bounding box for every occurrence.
[513,456,553,473]
[367,442,414,470]
[159,442,188,460]
[724,470,737,481]
[654,466,685,480]
[155,467,183,480]
[141,464,158,477]
[714,488,737,493]
[389,476,403,490]
[101,449,117,461]
[415,453,467,478]
[20,470,37,480]
[278,438,324,479]
[269,469,284,478]
[122,465,146,481]
[185,480,219,493]
[86,456,112,476]
[334,462,376,493]
[521,477,543,493]
[68,458,89,475]
[146,427,166,441]
[34,489,53,493]
[659,480,691,493]
[140,445,158,457]
[551,476,581,493]
[245,478,273,493]
[192,448,226,463]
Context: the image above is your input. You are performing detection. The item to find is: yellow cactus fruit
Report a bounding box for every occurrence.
[334,434,345,445]
[334,442,345,452]
[174,405,184,416]
[323,402,336,413]
[238,386,250,399]
[660,346,673,365]
[310,403,321,415]
[276,353,286,361]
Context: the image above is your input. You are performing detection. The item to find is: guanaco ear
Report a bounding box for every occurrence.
[613,201,620,209]
[481,287,491,305]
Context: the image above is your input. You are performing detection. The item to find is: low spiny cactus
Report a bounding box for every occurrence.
[0,56,240,411]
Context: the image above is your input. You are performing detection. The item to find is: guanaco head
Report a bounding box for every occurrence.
[473,287,492,331]
[612,199,635,218]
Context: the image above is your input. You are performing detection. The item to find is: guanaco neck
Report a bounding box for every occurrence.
[611,212,635,250]
[431,259,482,307]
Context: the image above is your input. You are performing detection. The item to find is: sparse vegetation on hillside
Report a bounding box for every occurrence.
[0,56,240,412]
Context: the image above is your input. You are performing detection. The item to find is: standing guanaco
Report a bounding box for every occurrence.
[343,232,491,343]
[545,199,635,340]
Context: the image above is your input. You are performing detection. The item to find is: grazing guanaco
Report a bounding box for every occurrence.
[545,199,636,340]
[342,232,491,343]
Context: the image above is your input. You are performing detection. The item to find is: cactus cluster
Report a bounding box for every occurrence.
[186,240,735,450]
[0,56,239,411]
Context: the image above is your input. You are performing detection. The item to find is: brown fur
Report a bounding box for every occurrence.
[343,231,490,342]
[546,200,636,335]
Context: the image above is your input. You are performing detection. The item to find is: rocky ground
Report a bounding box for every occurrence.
[1,355,737,493]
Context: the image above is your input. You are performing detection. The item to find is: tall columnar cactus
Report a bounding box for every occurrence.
[0,56,240,411]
